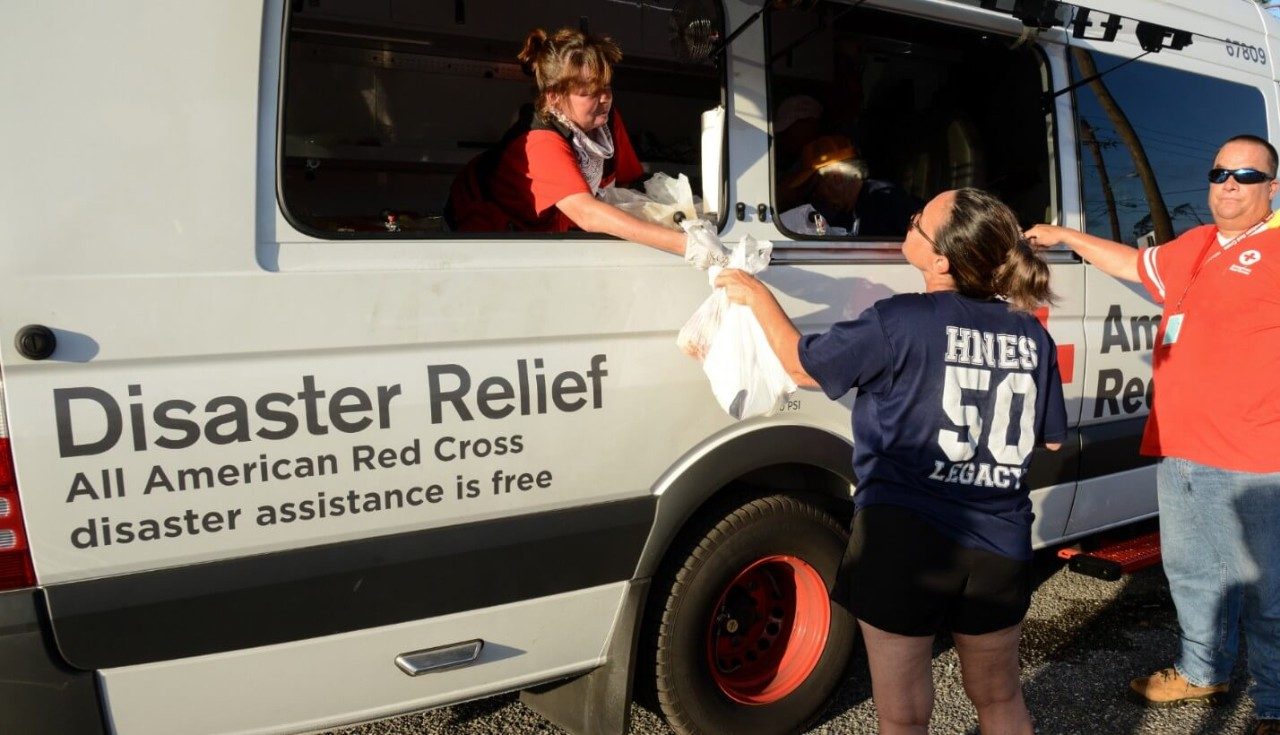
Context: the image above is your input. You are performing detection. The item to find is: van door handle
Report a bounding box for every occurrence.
[15,325,57,360]
[395,639,484,676]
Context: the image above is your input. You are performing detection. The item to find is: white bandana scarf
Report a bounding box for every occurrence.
[548,108,615,195]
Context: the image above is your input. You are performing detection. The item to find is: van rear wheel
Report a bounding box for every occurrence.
[646,495,855,735]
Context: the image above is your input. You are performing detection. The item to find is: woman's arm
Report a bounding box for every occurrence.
[1024,224,1140,283]
[713,269,819,389]
[556,193,687,256]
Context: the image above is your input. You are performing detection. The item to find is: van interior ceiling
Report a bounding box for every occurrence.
[280,0,723,238]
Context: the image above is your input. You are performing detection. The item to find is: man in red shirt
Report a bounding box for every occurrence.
[1027,135,1280,735]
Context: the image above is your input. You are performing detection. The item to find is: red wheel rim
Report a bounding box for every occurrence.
[706,554,830,705]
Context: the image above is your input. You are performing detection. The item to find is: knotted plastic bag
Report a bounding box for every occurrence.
[677,235,797,419]
[680,218,728,270]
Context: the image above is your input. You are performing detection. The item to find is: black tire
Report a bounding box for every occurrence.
[644,494,856,735]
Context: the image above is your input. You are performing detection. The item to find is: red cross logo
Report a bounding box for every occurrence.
[1033,306,1075,384]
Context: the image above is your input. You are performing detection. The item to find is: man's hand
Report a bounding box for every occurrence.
[1024,224,1072,250]
[1023,223,1141,282]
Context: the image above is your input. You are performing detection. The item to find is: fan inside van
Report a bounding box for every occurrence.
[670,0,722,62]
[671,0,822,63]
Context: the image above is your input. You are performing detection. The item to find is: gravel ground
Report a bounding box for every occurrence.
[327,557,1261,735]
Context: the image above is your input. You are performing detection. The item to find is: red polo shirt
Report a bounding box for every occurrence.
[1138,223,1280,472]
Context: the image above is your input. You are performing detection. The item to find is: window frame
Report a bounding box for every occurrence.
[274,0,730,243]
[1068,48,1270,248]
[763,1,1061,246]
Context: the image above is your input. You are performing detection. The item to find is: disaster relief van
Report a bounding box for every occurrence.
[1,0,1276,733]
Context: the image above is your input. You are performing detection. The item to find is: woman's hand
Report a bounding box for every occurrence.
[556,193,687,256]
[682,220,729,269]
[714,269,767,306]
[712,269,818,389]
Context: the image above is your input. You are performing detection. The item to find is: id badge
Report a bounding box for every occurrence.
[1163,313,1185,345]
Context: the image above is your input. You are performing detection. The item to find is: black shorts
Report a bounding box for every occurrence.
[839,504,1032,637]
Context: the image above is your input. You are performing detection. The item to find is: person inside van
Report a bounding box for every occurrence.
[774,94,825,211]
[717,188,1066,735]
[777,135,920,238]
[446,28,715,265]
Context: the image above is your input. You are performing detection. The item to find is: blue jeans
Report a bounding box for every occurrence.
[1159,457,1280,719]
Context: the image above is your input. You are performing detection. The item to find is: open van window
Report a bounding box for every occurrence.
[1070,49,1268,248]
[766,2,1054,241]
[279,0,724,239]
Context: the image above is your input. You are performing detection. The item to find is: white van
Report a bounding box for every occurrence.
[1,1,1275,733]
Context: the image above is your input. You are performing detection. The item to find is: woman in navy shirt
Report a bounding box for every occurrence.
[717,188,1065,735]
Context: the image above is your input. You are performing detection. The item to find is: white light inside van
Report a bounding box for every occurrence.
[0,529,15,550]
[701,106,724,218]
[0,496,9,518]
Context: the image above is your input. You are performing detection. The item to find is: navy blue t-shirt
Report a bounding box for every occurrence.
[798,292,1068,560]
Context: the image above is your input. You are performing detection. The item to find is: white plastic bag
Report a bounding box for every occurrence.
[702,303,797,420]
[680,218,729,270]
[676,288,726,361]
[597,172,698,229]
[677,235,797,420]
[643,172,697,221]
[677,234,770,358]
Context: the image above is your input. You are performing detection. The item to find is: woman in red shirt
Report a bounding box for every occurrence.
[447,28,691,258]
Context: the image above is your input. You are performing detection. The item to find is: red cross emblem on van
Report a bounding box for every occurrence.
[1033,306,1075,385]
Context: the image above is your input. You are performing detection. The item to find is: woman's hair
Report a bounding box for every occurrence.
[518,28,622,117]
[933,188,1055,312]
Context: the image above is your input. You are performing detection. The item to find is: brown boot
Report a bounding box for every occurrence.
[1128,667,1228,708]
[1254,720,1280,735]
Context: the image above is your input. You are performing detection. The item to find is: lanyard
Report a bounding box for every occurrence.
[1172,213,1271,312]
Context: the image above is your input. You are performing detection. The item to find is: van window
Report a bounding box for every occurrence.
[1070,50,1268,246]
[279,1,724,239]
[766,2,1053,241]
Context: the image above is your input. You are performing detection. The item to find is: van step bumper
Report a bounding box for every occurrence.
[1057,531,1162,581]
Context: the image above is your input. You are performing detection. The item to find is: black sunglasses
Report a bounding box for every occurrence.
[1207,167,1276,185]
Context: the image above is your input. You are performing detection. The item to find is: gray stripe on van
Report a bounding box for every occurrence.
[43,496,656,670]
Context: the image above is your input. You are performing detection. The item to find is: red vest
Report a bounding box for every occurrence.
[446,107,642,233]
